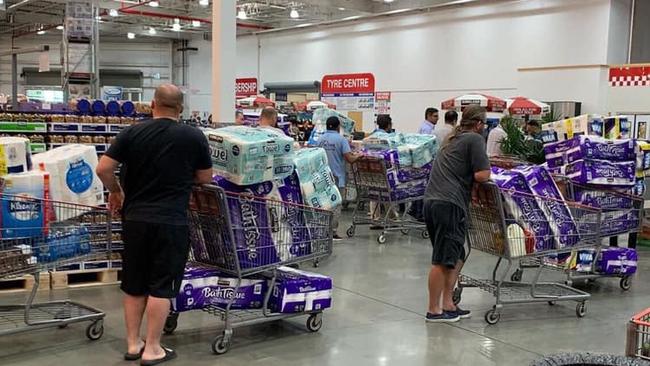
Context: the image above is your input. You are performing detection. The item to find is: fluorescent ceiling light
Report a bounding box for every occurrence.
[109,9,119,16]
[192,20,201,27]
[290,9,299,18]
[37,30,46,35]
[338,7,345,10]
[384,0,395,3]
[237,9,247,19]
[149,1,159,7]
[127,32,135,39]
[199,0,209,5]
[148,27,157,35]
[56,25,64,30]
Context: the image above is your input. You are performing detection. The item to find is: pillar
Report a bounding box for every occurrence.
[212,0,237,123]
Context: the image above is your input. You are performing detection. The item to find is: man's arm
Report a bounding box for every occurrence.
[96,155,122,193]
[474,170,491,183]
[343,151,358,164]
[195,168,213,184]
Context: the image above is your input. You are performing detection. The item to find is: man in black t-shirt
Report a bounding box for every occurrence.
[96,84,212,365]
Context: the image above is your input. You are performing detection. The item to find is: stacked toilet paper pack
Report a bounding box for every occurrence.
[292,148,342,211]
[363,149,429,202]
[308,108,355,145]
[268,266,333,314]
[0,170,51,239]
[0,137,32,175]
[204,126,295,186]
[32,145,104,219]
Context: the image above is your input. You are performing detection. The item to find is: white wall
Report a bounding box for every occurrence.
[235,0,627,132]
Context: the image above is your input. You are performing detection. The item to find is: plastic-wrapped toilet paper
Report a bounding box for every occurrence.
[0,170,51,239]
[565,159,635,187]
[0,137,32,175]
[268,266,332,314]
[292,148,342,210]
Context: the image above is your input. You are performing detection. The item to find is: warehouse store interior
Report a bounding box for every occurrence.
[2,0,650,366]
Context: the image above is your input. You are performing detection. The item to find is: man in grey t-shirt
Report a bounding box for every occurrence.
[424,105,491,323]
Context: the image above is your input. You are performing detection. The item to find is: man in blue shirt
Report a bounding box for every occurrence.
[313,116,357,240]
[418,107,439,135]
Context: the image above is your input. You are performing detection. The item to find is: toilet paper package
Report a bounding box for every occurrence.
[204,127,294,186]
[599,209,640,236]
[32,145,104,219]
[572,185,635,210]
[404,133,437,168]
[368,177,428,202]
[636,140,650,171]
[513,165,580,249]
[596,247,637,275]
[172,265,266,312]
[363,132,405,151]
[0,137,32,175]
[0,171,51,239]
[33,227,91,263]
[491,167,554,252]
[311,108,355,135]
[363,149,431,188]
[268,266,332,314]
[564,136,636,164]
[544,138,580,168]
[292,148,342,210]
[565,159,635,187]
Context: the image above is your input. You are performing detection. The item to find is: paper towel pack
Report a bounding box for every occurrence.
[0,137,32,175]
[34,227,91,263]
[0,171,51,239]
[204,126,294,186]
[565,159,635,187]
[268,266,332,314]
[172,265,266,312]
[32,145,104,218]
[292,148,342,210]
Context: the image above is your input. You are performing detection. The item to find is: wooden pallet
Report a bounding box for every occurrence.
[51,269,120,289]
[0,273,50,294]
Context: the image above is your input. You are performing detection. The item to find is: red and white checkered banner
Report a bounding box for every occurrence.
[609,66,650,87]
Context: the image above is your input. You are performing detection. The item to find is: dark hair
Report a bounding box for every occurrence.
[444,110,458,124]
[376,114,392,131]
[527,120,541,128]
[326,116,340,130]
[235,110,244,118]
[425,107,439,119]
[441,105,486,150]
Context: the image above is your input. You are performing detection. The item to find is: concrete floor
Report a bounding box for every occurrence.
[1,212,648,366]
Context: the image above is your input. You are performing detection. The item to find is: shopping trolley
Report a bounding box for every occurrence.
[626,308,650,360]
[0,194,111,341]
[510,180,643,291]
[454,182,600,324]
[163,185,333,355]
[346,155,428,244]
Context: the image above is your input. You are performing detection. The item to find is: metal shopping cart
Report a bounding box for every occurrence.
[510,180,643,291]
[163,185,333,355]
[0,193,111,341]
[346,155,428,244]
[454,182,601,325]
[626,308,650,360]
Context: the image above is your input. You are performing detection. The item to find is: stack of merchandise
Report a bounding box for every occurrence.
[360,131,437,201]
[172,265,332,314]
[307,108,355,145]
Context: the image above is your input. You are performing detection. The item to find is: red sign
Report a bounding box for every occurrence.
[609,66,650,87]
[375,91,391,101]
[236,78,258,97]
[321,73,375,95]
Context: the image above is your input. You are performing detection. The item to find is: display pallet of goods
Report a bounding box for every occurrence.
[0,274,50,294]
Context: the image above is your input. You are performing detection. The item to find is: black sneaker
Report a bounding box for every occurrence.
[425,312,460,323]
[333,234,343,241]
[444,307,471,319]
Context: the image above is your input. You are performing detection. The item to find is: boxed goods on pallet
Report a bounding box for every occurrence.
[204,126,294,186]
[268,266,333,314]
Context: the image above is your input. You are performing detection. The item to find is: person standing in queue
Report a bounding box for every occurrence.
[418,107,439,135]
[235,110,245,125]
[96,84,213,365]
[423,105,491,323]
[312,116,358,241]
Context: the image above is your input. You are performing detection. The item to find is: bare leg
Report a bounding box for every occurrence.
[142,296,172,361]
[428,264,447,314]
[124,294,147,354]
[442,260,464,311]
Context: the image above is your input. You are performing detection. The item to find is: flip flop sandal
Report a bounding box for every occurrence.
[124,342,146,361]
[140,346,177,366]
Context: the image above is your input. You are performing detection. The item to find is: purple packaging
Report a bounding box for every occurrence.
[513,165,580,249]
[565,159,635,187]
[491,167,554,252]
[544,138,580,168]
[596,247,637,275]
[565,136,636,163]
[363,149,431,190]
[268,266,333,314]
[276,173,312,259]
[572,186,634,210]
[368,178,427,202]
[599,209,640,236]
[172,266,266,312]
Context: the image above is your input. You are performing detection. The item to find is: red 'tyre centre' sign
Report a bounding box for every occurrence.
[236,78,258,97]
[321,73,375,95]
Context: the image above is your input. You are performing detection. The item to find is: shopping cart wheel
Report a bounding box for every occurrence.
[421,230,429,239]
[212,334,230,355]
[346,226,355,238]
[452,287,462,305]
[575,302,587,318]
[400,229,410,235]
[306,313,323,332]
[510,269,523,282]
[377,234,387,244]
[547,301,556,306]
[484,309,500,325]
[86,320,104,341]
[620,276,632,291]
[164,313,179,335]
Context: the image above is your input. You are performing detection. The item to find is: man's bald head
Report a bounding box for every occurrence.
[259,107,278,128]
[152,84,184,118]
